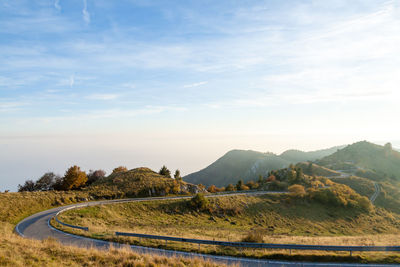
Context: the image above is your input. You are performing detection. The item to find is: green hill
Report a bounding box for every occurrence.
[184,146,343,187]
[317,141,400,182]
[280,145,345,163]
[89,167,204,198]
[183,150,289,187]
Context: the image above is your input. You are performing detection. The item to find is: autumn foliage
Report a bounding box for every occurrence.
[61,165,88,190]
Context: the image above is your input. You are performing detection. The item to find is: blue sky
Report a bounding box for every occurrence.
[1,0,400,190]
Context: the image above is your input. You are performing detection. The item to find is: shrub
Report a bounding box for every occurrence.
[245,180,259,189]
[225,184,235,191]
[242,230,264,243]
[288,184,306,197]
[112,166,128,174]
[86,169,106,185]
[207,185,217,193]
[189,193,208,211]
[35,172,58,191]
[18,180,35,192]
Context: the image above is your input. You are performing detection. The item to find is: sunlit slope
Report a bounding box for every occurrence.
[184,146,342,187]
[280,145,345,163]
[89,167,203,198]
[317,141,400,182]
[184,150,289,186]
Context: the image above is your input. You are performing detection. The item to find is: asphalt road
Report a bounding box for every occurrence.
[15,192,396,267]
[370,183,381,203]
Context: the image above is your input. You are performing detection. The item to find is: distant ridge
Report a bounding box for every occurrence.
[184,145,344,187]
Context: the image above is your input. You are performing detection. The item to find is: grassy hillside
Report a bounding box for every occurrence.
[89,167,204,198]
[184,146,342,187]
[280,145,344,163]
[317,141,400,181]
[56,193,400,263]
[0,170,221,267]
[0,191,91,225]
[296,162,341,177]
[0,223,222,267]
[0,167,202,225]
[184,150,289,186]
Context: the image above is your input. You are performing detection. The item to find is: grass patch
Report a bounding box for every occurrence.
[56,194,400,263]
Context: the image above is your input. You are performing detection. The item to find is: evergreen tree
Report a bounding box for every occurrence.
[174,169,182,180]
[159,165,171,178]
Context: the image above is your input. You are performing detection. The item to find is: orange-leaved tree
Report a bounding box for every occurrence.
[62,165,87,190]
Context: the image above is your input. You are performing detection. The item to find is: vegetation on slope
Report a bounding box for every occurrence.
[0,223,222,267]
[184,146,343,187]
[56,193,400,263]
[89,167,204,199]
[317,141,400,181]
[184,150,289,187]
[279,145,344,163]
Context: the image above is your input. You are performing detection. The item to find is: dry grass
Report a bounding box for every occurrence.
[55,194,400,263]
[0,223,227,267]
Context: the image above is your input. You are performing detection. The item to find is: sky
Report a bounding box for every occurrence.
[1,0,400,191]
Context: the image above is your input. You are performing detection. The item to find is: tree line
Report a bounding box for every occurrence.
[18,164,183,192]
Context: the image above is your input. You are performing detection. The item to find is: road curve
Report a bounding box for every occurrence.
[15,192,395,267]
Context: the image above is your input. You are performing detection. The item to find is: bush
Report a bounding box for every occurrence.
[35,172,58,191]
[112,166,128,174]
[241,230,264,243]
[18,180,35,192]
[207,185,217,193]
[189,193,208,211]
[288,184,306,197]
[86,170,106,185]
[225,184,235,191]
[159,165,171,178]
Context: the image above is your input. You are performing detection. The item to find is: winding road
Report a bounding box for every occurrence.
[370,183,381,204]
[15,192,395,267]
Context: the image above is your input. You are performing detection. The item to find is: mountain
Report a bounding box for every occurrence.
[317,141,400,181]
[184,146,342,187]
[279,145,345,163]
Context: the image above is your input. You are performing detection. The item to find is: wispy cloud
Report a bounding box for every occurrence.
[82,0,90,24]
[86,94,119,100]
[0,101,26,113]
[54,0,61,11]
[183,81,208,88]
[69,75,75,87]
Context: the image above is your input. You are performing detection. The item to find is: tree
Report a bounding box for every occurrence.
[174,169,182,181]
[266,174,276,182]
[35,172,58,191]
[61,165,87,190]
[86,169,106,185]
[236,179,244,190]
[190,193,208,211]
[18,180,35,192]
[288,184,306,197]
[207,185,217,193]
[159,165,171,178]
[112,166,128,174]
[225,184,235,191]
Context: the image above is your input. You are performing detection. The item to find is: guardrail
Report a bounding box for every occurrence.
[52,193,400,256]
[54,206,89,231]
[115,231,400,255]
